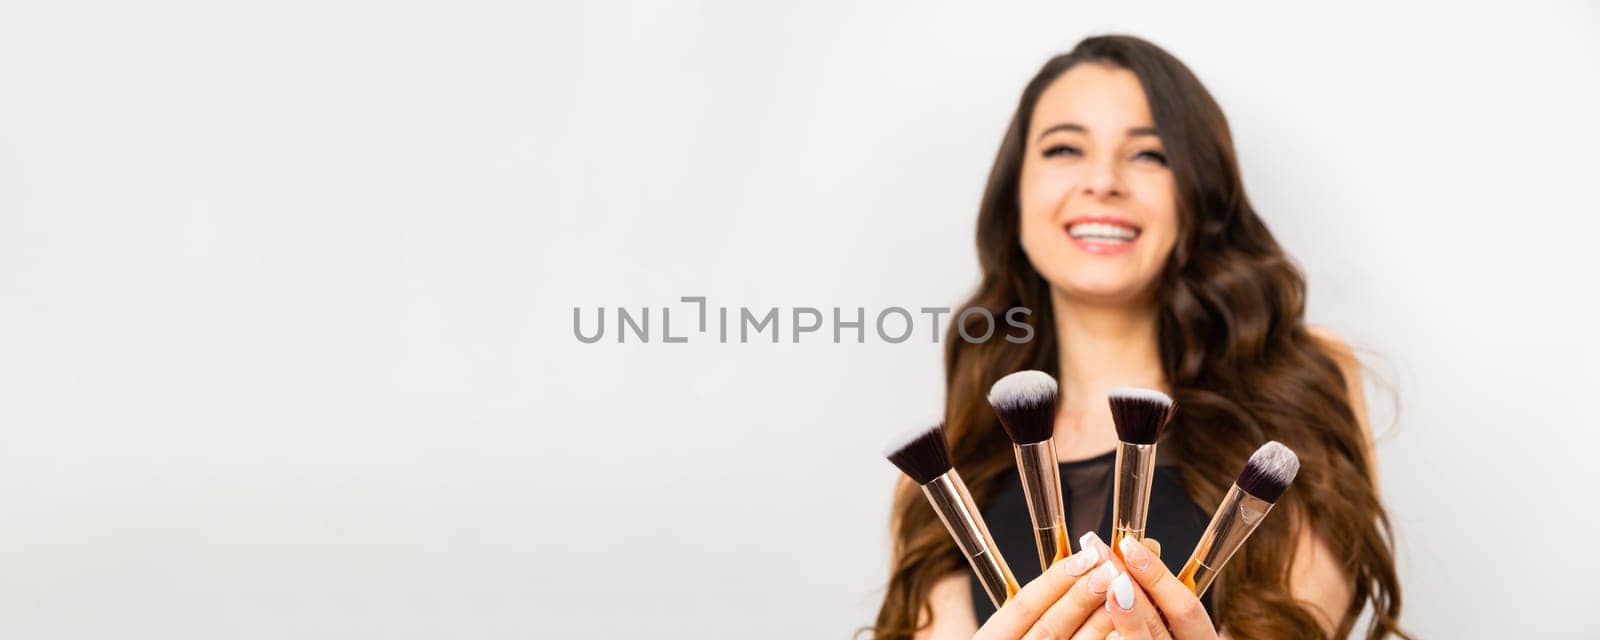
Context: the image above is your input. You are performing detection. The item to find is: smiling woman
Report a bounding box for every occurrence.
[871,35,1409,640]
[1020,62,1180,305]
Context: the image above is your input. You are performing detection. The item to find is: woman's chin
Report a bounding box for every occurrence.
[1050,279,1156,307]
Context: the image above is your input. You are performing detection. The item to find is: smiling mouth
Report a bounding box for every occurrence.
[1065,220,1141,244]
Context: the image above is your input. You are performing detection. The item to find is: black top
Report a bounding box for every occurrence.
[969,447,1215,623]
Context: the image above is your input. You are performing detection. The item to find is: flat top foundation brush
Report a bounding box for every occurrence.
[988,370,1057,445]
[883,424,953,486]
[1107,387,1175,446]
[884,424,1019,607]
[987,370,1069,569]
[1107,387,1176,556]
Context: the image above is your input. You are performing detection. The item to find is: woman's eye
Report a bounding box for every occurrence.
[1135,149,1168,165]
[1042,144,1081,158]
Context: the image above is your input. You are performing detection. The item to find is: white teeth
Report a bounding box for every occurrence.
[1067,222,1138,242]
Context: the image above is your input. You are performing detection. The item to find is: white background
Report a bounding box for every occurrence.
[2,1,1597,638]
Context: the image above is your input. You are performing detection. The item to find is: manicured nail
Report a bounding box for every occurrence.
[1079,531,1103,554]
[1111,573,1135,611]
[1081,531,1107,553]
[1061,546,1098,576]
[1088,560,1118,594]
[1107,633,1123,640]
[1118,536,1151,570]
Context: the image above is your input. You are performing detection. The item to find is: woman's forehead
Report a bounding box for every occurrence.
[1031,64,1154,134]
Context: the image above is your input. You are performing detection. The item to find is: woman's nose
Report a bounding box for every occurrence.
[1082,158,1124,198]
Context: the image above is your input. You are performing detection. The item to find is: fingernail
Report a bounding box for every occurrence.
[1118,536,1151,570]
[1111,573,1135,611]
[1079,531,1103,554]
[1088,560,1118,594]
[1061,546,1098,576]
[1107,633,1123,640]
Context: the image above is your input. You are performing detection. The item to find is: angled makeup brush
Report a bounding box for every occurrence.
[1178,441,1301,596]
[988,370,1067,571]
[1107,387,1176,556]
[884,424,1019,608]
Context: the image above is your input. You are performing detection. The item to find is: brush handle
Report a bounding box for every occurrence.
[1013,441,1068,571]
[1179,484,1275,596]
[967,549,1018,608]
[1176,557,1217,596]
[921,471,1021,608]
[1111,441,1157,555]
[1032,525,1068,572]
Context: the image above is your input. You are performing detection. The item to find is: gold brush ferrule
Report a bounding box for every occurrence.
[1013,440,1068,571]
[921,470,1021,608]
[1177,484,1275,596]
[1110,441,1157,555]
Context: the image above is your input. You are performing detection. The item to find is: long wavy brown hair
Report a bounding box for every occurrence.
[871,35,1406,639]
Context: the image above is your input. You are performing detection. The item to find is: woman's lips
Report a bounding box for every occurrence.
[1064,217,1140,255]
[1069,235,1137,255]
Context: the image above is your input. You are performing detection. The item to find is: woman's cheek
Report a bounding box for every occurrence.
[1019,171,1074,222]
[1018,208,1053,260]
[1016,184,1059,255]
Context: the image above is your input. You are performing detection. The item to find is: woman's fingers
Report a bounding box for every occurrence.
[1067,606,1114,640]
[1030,531,1132,636]
[972,533,1101,639]
[1115,536,1217,639]
[1102,568,1168,640]
[1011,531,1117,638]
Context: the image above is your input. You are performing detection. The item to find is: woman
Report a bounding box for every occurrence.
[872,36,1406,638]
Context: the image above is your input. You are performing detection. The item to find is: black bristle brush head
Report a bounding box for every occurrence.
[1107,387,1175,445]
[987,370,1058,445]
[1235,441,1300,502]
[883,424,954,485]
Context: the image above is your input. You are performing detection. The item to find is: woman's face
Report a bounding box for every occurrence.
[1018,63,1179,307]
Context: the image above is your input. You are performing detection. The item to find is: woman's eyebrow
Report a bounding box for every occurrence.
[1036,123,1085,141]
[1036,123,1162,142]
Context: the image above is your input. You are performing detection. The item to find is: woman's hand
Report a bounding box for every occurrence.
[973,532,1126,640]
[1097,536,1219,640]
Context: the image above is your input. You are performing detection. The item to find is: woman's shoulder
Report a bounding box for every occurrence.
[1305,324,1367,391]
[1305,325,1355,366]
[1304,324,1379,477]
[1303,324,1364,403]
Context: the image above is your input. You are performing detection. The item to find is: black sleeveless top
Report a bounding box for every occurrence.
[968,447,1216,623]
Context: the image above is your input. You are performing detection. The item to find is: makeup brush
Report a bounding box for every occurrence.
[1107,387,1176,556]
[884,424,1020,608]
[1178,441,1301,596]
[988,370,1067,571]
